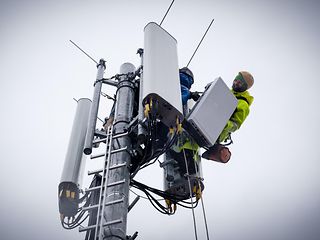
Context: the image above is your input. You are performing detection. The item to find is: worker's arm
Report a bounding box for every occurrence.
[218,99,250,142]
[230,99,250,130]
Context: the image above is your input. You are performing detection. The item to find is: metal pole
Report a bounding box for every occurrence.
[103,63,136,240]
[84,59,106,155]
[137,48,147,144]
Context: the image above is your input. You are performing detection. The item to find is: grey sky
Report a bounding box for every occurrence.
[1,0,320,239]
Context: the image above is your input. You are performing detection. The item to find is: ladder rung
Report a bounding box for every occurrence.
[111,146,127,154]
[88,162,126,176]
[80,219,122,232]
[90,152,105,159]
[93,137,107,144]
[106,197,125,206]
[103,218,123,226]
[82,204,99,211]
[86,179,126,192]
[107,179,125,187]
[85,186,101,192]
[113,131,128,139]
[82,198,125,212]
[79,224,96,232]
[90,146,127,160]
[109,162,127,170]
[92,132,128,145]
[88,169,103,175]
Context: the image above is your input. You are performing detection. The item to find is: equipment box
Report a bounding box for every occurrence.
[184,77,237,147]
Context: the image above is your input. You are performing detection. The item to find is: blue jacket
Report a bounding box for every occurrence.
[180,72,194,105]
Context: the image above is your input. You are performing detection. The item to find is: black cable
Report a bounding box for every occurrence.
[63,212,84,227]
[176,199,199,209]
[138,155,159,170]
[130,181,171,214]
[62,214,89,230]
[137,130,177,172]
[131,179,199,216]
[64,211,86,227]
[132,180,194,214]
[131,179,199,207]
[131,118,153,176]
[61,211,86,228]
[130,189,150,200]
[140,186,172,215]
[61,174,101,231]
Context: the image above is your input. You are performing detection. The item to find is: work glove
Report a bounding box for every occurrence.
[190,91,200,101]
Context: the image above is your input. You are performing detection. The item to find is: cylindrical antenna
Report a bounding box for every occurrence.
[69,40,98,65]
[160,0,175,26]
[186,18,214,67]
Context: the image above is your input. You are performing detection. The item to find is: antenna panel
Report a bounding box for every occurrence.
[142,22,183,127]
[59,98,91,217]
[184,78,237,147]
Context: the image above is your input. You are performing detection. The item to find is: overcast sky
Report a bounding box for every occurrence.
[1,0,320,240]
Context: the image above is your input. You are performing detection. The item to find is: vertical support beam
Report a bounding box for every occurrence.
[137,48,147,144]
[103,63,136,240]
[84,59,106,155]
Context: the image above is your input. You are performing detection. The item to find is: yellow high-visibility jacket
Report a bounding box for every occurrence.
[219,90,254,142]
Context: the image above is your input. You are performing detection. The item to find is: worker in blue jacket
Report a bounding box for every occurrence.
[179,67,200,105]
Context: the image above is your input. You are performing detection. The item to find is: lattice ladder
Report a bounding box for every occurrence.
[79,125,128,239]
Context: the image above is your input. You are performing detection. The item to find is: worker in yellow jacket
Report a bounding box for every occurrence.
[202,71,254,162]
[219,71,254,142]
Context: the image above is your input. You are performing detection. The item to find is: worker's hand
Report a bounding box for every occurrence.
[190,91,200,101]
[103,117,114,131]
[218,121,238,142]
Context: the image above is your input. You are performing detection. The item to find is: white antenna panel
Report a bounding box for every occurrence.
[142,22,183,127]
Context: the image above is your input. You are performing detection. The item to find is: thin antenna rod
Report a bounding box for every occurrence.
[69,40,98,65]
[160,0,175,26]
[186,18,214,67]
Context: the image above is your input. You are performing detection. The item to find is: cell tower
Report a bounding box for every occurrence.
[58,21,237,240]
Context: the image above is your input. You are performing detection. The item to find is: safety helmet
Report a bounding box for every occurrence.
[239,71,254,90]
[179,67,194,81]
